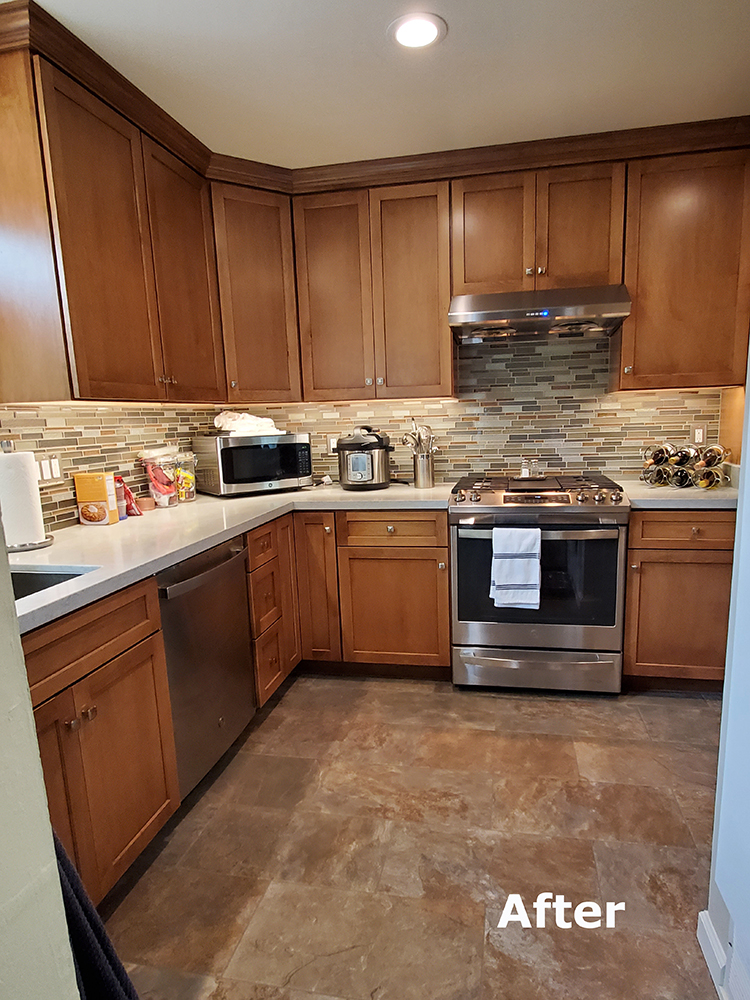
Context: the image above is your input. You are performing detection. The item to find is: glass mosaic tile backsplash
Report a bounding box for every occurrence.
[0,339,724,531]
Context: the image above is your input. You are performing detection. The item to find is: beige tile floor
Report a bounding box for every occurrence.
[102,676,721,1000]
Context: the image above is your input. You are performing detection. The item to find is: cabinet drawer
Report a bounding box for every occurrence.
[335,510,448,547]
[247,558,282,638]
[254,618,284,706]
[629,510,736,549]
[23,578,160,707]
[246,521,278,570]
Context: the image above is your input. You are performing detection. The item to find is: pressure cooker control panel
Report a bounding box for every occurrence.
[346,452,373,482]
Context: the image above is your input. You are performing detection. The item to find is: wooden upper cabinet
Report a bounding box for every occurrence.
[294,190,376,400]
[142,137,225,401]
[370,182,453,398]
[451,163,625,295]
[212,184,302,402]
[535,163,625,289]
[35,60,165,400]
[619,150,750,390]
[452,171,535,294]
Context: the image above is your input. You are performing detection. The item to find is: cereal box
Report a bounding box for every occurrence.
[74,473,119,525]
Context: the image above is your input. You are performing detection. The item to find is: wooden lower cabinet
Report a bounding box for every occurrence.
[624,511,736,681]
[338,547,450,667]
[246,514,302,705]
[33,632,179,903]
[294,511,342,661]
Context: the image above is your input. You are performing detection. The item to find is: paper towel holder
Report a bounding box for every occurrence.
[0,439,55,552]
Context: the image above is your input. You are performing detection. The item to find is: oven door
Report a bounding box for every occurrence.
[451,523,627,651]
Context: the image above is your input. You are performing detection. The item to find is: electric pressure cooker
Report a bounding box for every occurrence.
[337,426,393,490]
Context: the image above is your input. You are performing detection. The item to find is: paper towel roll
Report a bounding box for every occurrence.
[0,452,47,548]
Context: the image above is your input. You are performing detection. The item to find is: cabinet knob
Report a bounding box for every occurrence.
[324,525,332,534]
[264,591,272,600]
[365,378,373,386]
[157,375,166,383]
[81,705,97,722]
[171,377,178,385]
[623,366,633,375]
[537,266,546,275]
[387,525,395,533]
[630,564,638,571]
[270,656,278,665]
[692,526,701,536]
[438,562,446,570]
[230,380,238,388]
[65,718,81,732]
[525,267,534,276]
[376,377,384,386]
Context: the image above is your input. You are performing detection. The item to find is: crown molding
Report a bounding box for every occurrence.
[291,117,750,193]
[206,152,293,195]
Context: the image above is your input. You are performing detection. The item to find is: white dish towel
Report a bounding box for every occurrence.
[489,527,542,609]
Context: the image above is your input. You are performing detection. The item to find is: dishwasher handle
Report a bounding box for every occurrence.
[158,546,248,601]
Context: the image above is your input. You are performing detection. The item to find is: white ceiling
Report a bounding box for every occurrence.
[37,0,750,169]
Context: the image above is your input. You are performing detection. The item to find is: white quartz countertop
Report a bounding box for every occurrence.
[10,477,738,634]
[617,477,739,509]
[10,484,452,633]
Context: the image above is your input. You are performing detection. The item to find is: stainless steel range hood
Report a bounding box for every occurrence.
[449,285,631,342]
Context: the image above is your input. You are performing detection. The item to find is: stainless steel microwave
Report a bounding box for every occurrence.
[192,434,313,496]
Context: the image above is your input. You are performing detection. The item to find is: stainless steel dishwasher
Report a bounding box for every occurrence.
[157,536,255,799]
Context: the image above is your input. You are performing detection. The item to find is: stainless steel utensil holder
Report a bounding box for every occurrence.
[414,453,434,489]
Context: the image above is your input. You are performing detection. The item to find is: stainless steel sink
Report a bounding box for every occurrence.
[11,567,96,601]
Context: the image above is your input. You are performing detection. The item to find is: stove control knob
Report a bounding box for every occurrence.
[469,492,482,503]
[593,491,607,503]
[576,492,588,503]
[454,491,466,503]
[610,490,623,504]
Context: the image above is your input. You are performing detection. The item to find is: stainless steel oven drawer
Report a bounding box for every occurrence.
[453,646,622,693]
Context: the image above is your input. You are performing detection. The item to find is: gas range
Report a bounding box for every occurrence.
[449,472,630,524]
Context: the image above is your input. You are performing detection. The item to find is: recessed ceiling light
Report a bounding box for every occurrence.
[388,13,448,49]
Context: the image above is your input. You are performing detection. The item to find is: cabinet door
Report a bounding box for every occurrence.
[624,549,733,680]
[338,547,450,667]
[294,191,376,400]
[535,163,625,289]
[276,513,302,675]
[451,172,536,294]
[294,512,341,661]
[142,137,225,401]
[35,59,165,400]
[34,689,99,898]
[370,182,453,398]
[247,558,283,638]
[212,184,302,402]
[73,634,179,901]
[621,150,750,389]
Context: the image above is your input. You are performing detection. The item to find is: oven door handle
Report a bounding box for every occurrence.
[456,527,620,541]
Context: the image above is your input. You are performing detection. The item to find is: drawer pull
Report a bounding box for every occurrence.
[270,656,278,665]
[65,718,81,732]
[264,591,272,601]
[692,526,701,536]
[324,526,332,534]
[438,562,446,570]
[387,525,395,534]
[631,564,638,570]
[81,705,97,722]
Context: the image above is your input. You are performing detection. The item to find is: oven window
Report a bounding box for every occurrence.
[221,443,307,484]
[456,530,619,626]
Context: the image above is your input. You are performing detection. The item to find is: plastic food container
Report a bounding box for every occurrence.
[139,447,179,507]
[175,452,197,503]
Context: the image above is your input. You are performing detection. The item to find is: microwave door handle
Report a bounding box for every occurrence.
[457,527,620,541]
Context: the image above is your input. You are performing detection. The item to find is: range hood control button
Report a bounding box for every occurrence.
[455,491,466,503]
[593,491,606,503]
[610,491,623,504]
[469,492,481,503]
